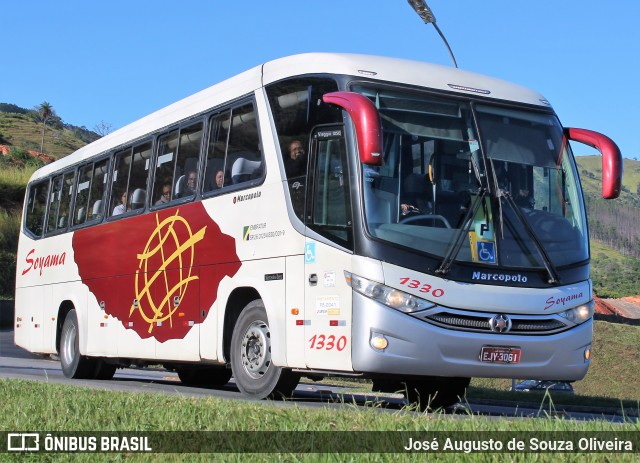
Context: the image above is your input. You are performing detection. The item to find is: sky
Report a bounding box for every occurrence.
[2,1,638,159]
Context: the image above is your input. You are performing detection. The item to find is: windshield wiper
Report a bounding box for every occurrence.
[436,187,486,276]
[498,189,561,285]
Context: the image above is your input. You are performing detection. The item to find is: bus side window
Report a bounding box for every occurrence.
[153,130,178,203]
[307,129,353,249]
[73,164,93,226]
[203,103,262,193]
[88,159,109,221]
[111,148,132,217]
[129,142,151,211]
[227,103,263,186]
[25,180,49,237]
[110,142,151,217]
[168,122,202,201]
[58,171,76,230]
[203,111,231,193]
[45,175,63,234]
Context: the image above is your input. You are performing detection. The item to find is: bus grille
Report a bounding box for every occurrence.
[413,309,571,335]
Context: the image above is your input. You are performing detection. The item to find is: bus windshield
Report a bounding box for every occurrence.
[355,86,588,271]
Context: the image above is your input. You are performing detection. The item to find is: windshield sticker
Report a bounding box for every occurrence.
[475,241,496,264]
[468,196,496,264]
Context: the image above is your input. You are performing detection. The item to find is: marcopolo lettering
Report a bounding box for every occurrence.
[472,271,527,283]
[233,191,262,204]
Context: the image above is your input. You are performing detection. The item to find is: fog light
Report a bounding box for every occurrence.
[584,346,591,361]
[371,335,388,350]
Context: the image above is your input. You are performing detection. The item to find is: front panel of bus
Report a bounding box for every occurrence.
[267,75,594,382]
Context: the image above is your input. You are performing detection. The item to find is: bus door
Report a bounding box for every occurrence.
[303,126,354,371]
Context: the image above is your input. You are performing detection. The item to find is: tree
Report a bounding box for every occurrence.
[93,120,113,137]
[36,101,55,154]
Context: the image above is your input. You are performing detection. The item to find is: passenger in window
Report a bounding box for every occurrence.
[183,170,197,196]
[215,170,224,189]
[155,184,172,205]
[284,140,307,177]
[112,191,127,215]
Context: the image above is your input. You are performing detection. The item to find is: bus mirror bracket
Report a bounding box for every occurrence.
[322,91,383,166]
[564,127,623,199]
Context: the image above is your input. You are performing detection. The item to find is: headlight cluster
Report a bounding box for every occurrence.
[344,272,435,313]
[558,299,595,324]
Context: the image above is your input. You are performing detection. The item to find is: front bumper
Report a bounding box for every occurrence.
[351,292,591,381]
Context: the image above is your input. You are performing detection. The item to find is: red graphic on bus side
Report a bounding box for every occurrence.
[72,202,240,342]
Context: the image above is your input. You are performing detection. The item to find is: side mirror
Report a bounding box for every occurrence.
[322,91,383,166]
[565,128,623,199]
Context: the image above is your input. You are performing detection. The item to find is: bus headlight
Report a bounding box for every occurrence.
[345,272,435,313]
[558,300,595,324]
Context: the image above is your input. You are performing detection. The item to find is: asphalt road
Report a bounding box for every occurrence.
[0,329,634,423]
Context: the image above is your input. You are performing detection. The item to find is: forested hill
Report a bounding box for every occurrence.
[0,103,100,160]
[576,156,640,259]
[576,156,640,298]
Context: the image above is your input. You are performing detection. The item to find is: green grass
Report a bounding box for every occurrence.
[1,323,638,461]
[0,379,637,462]
[590,241,640,298]
[470,320,640,410]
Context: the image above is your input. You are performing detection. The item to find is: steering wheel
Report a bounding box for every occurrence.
[399,214,452,228]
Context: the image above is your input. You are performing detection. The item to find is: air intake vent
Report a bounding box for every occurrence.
[412,308,572,335]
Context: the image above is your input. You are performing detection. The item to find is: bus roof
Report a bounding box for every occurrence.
[262,53,550,107]
[30,53,550,182]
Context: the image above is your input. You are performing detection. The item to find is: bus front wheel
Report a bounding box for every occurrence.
[230,300,299,399]
[60,309,99,379]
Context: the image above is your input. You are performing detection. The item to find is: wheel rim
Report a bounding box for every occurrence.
[240,320,271,379]
[62,323,76,367]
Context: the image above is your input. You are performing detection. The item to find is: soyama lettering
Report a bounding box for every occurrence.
[21,249,67,276]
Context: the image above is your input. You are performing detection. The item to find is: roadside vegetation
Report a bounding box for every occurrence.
[0,379,637,463]
[470,321,640,403]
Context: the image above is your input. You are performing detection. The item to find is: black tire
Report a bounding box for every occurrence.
[60,309,99,379]
[94,360,117,380]
[230,300,300,399]
[177,366,232,387]
[404,377,470,411]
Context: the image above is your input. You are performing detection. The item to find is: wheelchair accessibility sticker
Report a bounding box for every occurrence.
[476,241,496,264]
[305,242,316,264]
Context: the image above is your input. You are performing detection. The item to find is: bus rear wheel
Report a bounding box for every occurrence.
[404,377,470,411]
[230,300,299,399]
[60,309,99,379]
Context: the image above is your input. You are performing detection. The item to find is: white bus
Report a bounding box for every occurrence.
[15,53,622,408]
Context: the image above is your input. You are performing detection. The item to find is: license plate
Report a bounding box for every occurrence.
[480,346,522,364]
